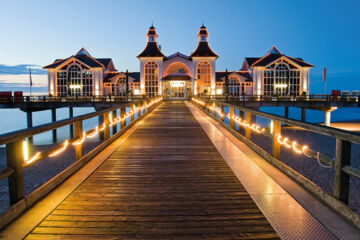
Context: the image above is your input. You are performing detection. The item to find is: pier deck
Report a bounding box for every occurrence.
[25,102,279,239]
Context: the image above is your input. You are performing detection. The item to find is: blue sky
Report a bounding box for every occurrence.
[0,0,359,93]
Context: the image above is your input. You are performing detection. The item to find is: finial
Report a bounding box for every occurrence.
[202,20,204,27]
[151,21,154,28]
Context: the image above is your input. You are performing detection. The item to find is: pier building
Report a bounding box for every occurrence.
[44,25,313,99]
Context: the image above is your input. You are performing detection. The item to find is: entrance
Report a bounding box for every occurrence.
[171,81,185,98]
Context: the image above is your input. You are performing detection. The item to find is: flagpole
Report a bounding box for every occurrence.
[29,67,32,97]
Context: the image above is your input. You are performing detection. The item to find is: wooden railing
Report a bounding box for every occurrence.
[201,94,360,103]
[0,97,162,228]
[192,97,360,228]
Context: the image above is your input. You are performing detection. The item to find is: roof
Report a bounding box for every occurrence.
[164,52,192,61]
[103,72,140,83]
[137,42,165,58]
[190,42,218,58]
[44,48,113,69]
[247,46,314,68]
[215,71,252,82]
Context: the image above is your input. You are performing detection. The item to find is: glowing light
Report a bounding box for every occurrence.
[275,84,288,88]
[277,135,284,144]
[99,123,106,131]
[283,138,292,148]
[72,132,86,146]
[216,88,223,95]
[23,140,29,161]
[87,127,99,138]
[24,152,41,166]
[49,140,69,157]
[69,85,81,89]
[292,142,302,154]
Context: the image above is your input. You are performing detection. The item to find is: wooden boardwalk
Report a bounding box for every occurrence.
[26,101,279,239]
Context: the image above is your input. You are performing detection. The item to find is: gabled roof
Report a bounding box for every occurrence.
[164,52,192,61]
[215,71,252,82]
[43,48,114,69]
[137,42,165,58]
[190,42,218,58]
[248,46,314,68]
[103,72,140,83]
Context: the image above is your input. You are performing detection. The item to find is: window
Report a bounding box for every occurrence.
[56,62,93,96]
[149,36,154,42]
[144,61,159,96]
[228,77,241,96]
[166,62,189,75]
[201,36,206,42]
[263,61,300,95]
[197,61,211,94]
[115,76,127,95]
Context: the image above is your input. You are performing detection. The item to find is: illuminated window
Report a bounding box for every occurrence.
[115,76,127,95]
[228,77,241,96]
[263,61,300,95]
[56,63,93,96]
[197,61,211,94]
[166,62,189,75]
[144,61,159,96]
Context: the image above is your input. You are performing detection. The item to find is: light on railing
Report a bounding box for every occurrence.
[49,140,69,157]
[21,97,162,167]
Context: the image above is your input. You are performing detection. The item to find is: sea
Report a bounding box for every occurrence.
[0,90,360,145]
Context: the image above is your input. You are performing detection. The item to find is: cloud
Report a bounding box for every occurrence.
[0,74,47,87]
[0,64,46,75]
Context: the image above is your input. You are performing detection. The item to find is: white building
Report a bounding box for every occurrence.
[44,25,313,98]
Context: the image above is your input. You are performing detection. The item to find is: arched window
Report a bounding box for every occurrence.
[166,62,189,75]
[228,77,241,96]
[144,61,159,96]
[56,63,93,96]
[196,61,211,94]
[263,61,300,95]
[115,76,127,95]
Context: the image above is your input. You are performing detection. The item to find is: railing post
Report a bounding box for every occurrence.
[334,139,351,204]
[51,108,57,143]
[112,110,117,134]
[120,106,126,128]
[6,140,24,205]
[220,104,224,122]
[74,120,83,160]
[245,112,252,139]
[104,112,110,140]
[69,107,74,139]
[213,103,217,117]
[272,120,281,159]
[26,111,33,145]
[99,115,104,141]
[137,101,141,117]
[131,104,135,121]
[230,107,235,129]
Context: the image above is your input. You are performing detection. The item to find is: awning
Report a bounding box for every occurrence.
[162,75,192,81]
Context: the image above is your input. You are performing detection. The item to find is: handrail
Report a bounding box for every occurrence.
[192,96,360,227]
[0,97,162,207]
[0,100,142,145]
[210,99,360,144]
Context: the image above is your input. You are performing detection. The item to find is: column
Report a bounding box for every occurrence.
[51,108,57,143]
[301,107,306,122]
[69,107,74,139]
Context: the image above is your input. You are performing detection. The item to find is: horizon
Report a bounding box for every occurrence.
[0,0,359,94]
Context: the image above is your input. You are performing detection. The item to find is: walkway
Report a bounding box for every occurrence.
[25,102,278,239]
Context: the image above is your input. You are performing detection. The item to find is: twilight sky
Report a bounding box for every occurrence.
[0,0,359,93]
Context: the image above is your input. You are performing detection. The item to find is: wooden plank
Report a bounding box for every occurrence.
[25,102,278,239]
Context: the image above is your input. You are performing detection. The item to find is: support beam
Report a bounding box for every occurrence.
[26,112,33,145]
[272,120,281,159]
[69,107,74,139]
[131,104,135,121]
[6,140,24,205]
[103,112,110,140]
[99,115,104,141]
[220,105,224,122]
[301,107,306,122]
[229,107,235,129]
[285,106,289,118]
[74,120,83,160]
[112,110,117,134]
[325,111,331,127]
[51,108,57,143]
[334,139,351,204]
[245,112,252,139]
